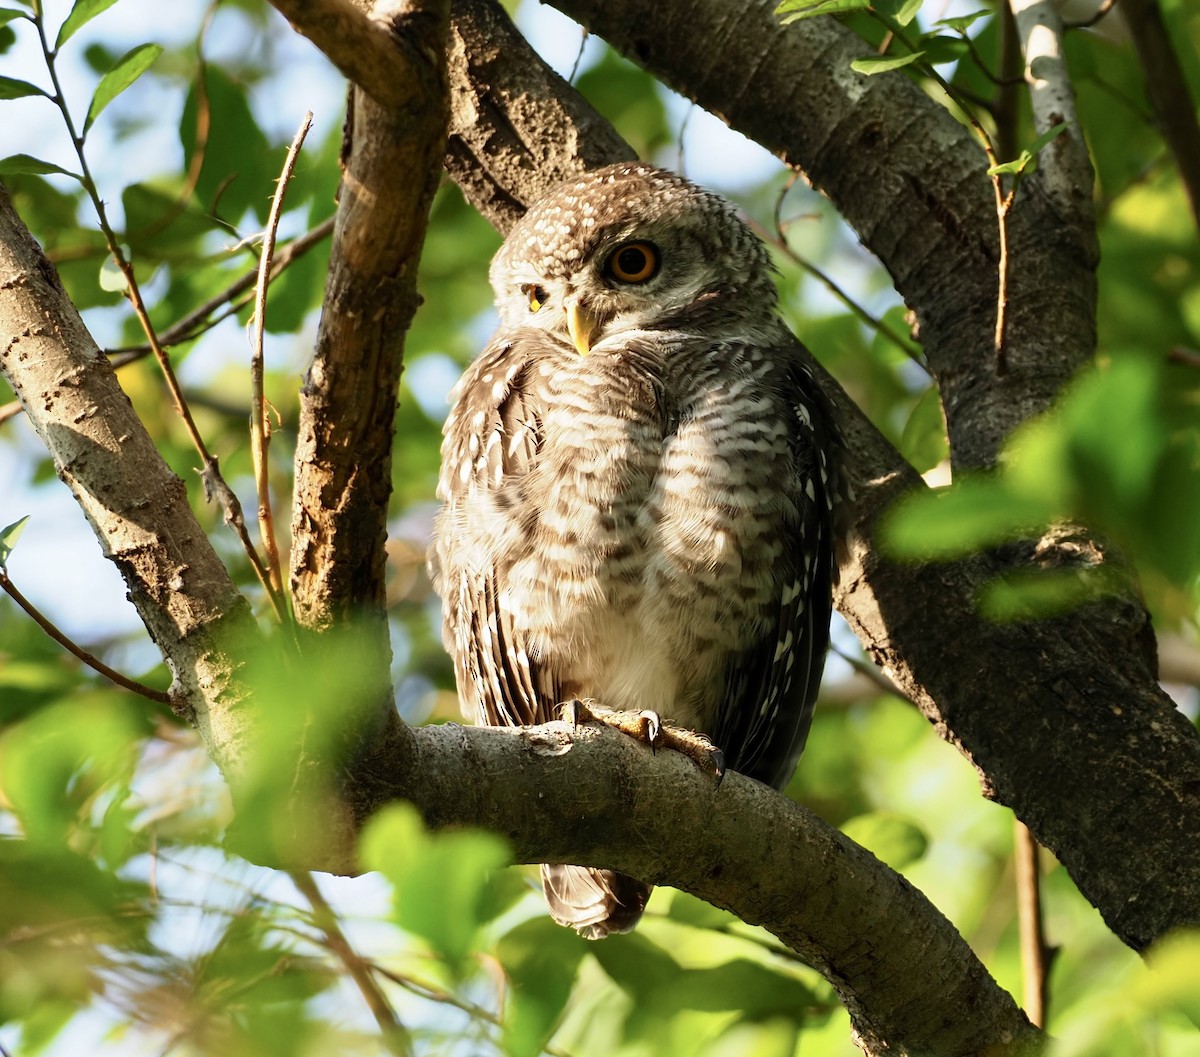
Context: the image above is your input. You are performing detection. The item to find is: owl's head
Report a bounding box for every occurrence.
[489,164,778,355]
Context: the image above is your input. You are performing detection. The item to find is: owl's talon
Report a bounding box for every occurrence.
[560,701,723,782]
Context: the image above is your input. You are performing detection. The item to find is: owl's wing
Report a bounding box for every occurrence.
[434,334,562,728]
[711,360,841,791]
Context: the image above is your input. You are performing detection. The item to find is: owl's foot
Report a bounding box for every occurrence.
[561,699,725,782]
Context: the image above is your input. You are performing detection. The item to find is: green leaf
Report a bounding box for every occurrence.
[0,8,31,27]
[776,0,870,24]
[98,254,128,292]
[875,0,923,27]
[360,802,512,970]
[988,122,1069,176]
[84,42,162,133]
[1133,930,1200,1022]
[496,918,588,1057]
[851,52,925,75]
[1,515,29,570]
[0,153,78,178]
[0,74,45,98]
[882,476,1054,560]
[978,566,1125,621]
[55,0,118,48]
[842,811,929,870]
[936,9,989,32]
[898,385,948,475]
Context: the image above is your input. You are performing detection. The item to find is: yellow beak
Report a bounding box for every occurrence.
[565,300,601,357]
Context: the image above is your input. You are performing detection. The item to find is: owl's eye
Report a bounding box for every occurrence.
[525,285,548,312]
[606,242,660,284]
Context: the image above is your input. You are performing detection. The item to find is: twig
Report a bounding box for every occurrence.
[1064,0,1117,30]
[1013,818,1049,1026]
[251,112,312,603]
[372,964,580,1057]
[0,219,336,428]
[291,872,415,1057]
[1169,346,1200,369]
[0,570,171,703]
[30,12,285,622]
[756,176,930,373]
[830,642,919,707]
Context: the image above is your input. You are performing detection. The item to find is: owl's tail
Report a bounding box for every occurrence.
[540,863,652,940]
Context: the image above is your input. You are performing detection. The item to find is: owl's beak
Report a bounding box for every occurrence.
[565,300,601,357]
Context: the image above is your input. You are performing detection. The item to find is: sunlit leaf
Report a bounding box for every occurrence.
[851,52,925,75]
[979,566,1128,622]
[0,153,78,177]
[874,0,923,27]
[1,513,30,569]
[776,0,870,24]
[1133,929,1200,1022]
[55,0,119,48]
[987,122,1069,176]
[84,42,162,133]
[936,9,989,32]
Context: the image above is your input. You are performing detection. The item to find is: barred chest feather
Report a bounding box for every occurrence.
[435,328,813,735]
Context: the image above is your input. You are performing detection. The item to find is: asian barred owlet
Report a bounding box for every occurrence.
[432,163,848,939]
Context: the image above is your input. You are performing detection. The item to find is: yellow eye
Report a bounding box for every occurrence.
[525,285,548,312]
[606,241,659,284]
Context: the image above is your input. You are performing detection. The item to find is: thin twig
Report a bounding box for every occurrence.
[1013,818,1049,1026]
[1064,0,1117,30]
[251,112,312,602]
[291,873,415,1057]
[830,642,919,707]
[755,176,930,373]
[0,570,171,703]
[31,12,285,622]
[371,964,581,1057]
[0,219,336,427]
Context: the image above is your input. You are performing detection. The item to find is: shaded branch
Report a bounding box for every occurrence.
[1119,0,1200,229]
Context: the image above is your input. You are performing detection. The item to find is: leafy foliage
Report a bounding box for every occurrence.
[0,0,1198,1055]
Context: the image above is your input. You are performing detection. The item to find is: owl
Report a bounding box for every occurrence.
[432,163,847,939]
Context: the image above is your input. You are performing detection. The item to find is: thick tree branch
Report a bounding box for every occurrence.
[0,186,257,775]
[284,0,447,642]
[369,718,1041,1056]
[435,0,1200,951]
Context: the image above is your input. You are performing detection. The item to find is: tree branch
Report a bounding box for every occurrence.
[371,718,1041,1056]
[1119,0,1200,229]
[0,185,257,774]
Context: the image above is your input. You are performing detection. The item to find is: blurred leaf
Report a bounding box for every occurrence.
[99,254,128,291]
[882,477,1053,560]
[841,811,929,870]
[0,8,30,27]
[898,385,948,474]
[360,802,513,970]
[181,65,275,225]
[1134,929,1200,1024]
[852,53,925,75]
[979,566,1128,622]
[0,513,29,569]
[84,43,163,133]
[55,0,119,48]
[496,916,588,1057]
